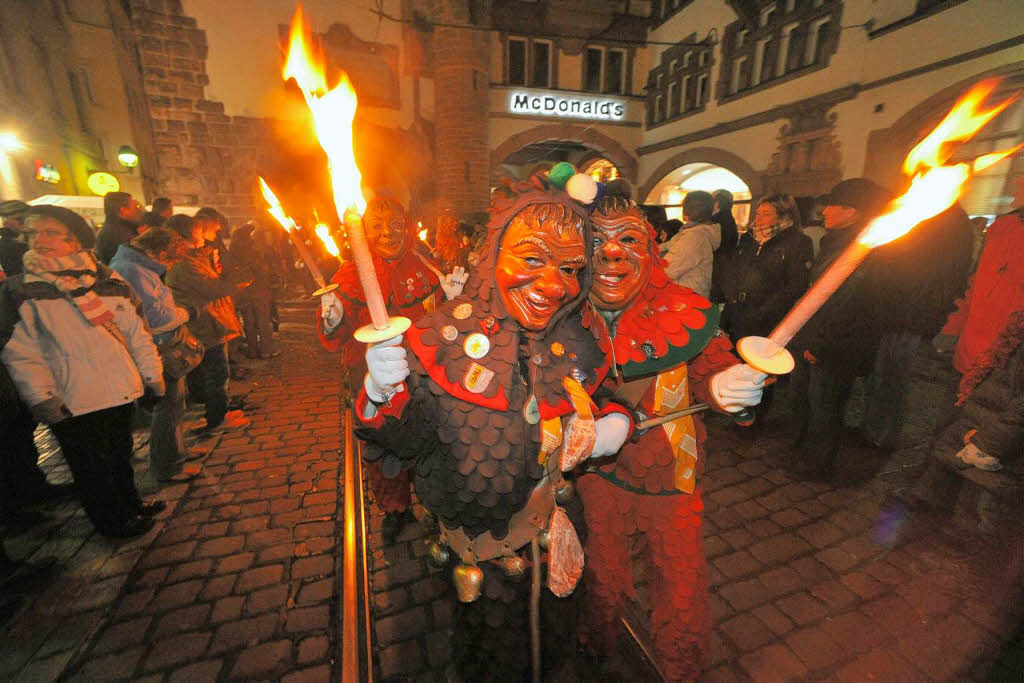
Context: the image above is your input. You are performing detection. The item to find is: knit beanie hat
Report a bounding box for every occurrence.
[25,205,96,249]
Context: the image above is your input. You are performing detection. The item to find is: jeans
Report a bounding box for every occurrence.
[238,297,277,357]
[192,343,229,428]
[0,402,49,516]
[150,374,188,480]
[49,403,141,534]
[863,331,923,449]
[792,358,856,474]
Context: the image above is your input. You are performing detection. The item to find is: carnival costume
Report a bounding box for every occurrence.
[319,197,441,514]
[355,174,629,679]
[576,196,744,681]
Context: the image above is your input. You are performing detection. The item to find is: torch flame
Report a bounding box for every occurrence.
[258,176,296,233]
[859,81,1020,249]
[418,228,428,242]
[315,222,340,258]
[283,4,366,218]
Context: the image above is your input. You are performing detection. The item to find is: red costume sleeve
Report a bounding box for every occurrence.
[941,273,974,338]
[688,332,741,411]
[354,382,412,428]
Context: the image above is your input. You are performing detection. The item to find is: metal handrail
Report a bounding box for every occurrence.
[342,410,374,682]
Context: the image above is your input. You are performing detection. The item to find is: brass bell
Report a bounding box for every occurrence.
[496,554,527,581]
[428,541,450,568]
[537,530,550,550]
[453,563,484,603]
[554,480,575,504]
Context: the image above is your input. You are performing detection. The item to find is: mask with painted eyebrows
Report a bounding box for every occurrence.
[495,207,586,331]
[590,209,653,311]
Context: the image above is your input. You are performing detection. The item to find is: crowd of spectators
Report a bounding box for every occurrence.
[0,192,288,555]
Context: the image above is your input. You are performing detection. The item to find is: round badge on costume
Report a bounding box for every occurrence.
[453,303,473,320]
[464,333,490,359]
[441,325,459,342]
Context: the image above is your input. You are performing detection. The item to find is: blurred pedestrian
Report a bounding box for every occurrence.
[789,178,892,479]
[230,222,280,359]
[110,227,203,482]
[712,189,739,253]
[0,205,165,537]
[662,190,721,297]
[715,194,812,341]
[95,191,144,264]
[0,200,30,276]
[862,202,974,449]
[139,197,174,233]
[166,214,251,434]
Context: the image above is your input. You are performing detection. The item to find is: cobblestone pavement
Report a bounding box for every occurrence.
[3,306,1023,682]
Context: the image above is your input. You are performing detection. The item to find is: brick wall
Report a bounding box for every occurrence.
[432,0,492,218]
[130,0,274,224]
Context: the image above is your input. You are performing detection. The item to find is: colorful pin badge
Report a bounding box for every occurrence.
[550,342,565,357]
[463,362,495,393]
[464,333,490,359]
[441,325,458,342]
[453,303,473,320]
[480,316,499,336]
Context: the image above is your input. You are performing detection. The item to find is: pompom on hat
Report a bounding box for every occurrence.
[546,162,600,207]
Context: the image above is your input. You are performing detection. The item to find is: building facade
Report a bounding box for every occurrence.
[0,0,157,207]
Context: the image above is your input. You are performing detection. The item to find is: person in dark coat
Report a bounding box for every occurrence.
[230,222,280,358]
[94,191,144,264]
[789,178,892,479]
[712,189,739,253]
[715,194,813,341]
[861,202,974,448]
[0,200,30,277]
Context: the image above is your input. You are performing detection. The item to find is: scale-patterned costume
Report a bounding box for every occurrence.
[577,263,738,681]
[355,180,627,678]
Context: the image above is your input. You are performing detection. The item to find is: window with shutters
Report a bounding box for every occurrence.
[646,33,712,127]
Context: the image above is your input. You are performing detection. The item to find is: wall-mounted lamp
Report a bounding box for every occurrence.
[0,133,23,153]
[117,145,139,169]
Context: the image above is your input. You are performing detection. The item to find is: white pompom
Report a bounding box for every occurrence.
[565,173,598,204]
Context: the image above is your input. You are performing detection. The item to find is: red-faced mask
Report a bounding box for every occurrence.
[590,208,654,311]
[363,200,409,262]
[495,211,586,331]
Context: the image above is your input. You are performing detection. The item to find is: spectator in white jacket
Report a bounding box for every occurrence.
[661,190,722,298]
[0,206,166,538]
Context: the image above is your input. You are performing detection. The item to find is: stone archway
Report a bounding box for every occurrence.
[639,147,764,204]
[863,61,1024,190]
[490,123,639,183]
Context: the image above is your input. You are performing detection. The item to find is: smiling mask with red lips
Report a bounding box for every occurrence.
[494,205,587,331]
[590,204,654,312]
[363,198,409,262]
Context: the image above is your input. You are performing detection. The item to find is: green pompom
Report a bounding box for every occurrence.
[548,162,576,190]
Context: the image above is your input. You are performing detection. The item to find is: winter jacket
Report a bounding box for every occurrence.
[94,216,139,264]
[109,244,189,344]
[0,228,27,276]
[661,222,721,298]
[791,221,885,374]
[942,210,1024,378]
[712,208,739,253]
[873,204,973,338]
[0,267,163,415]
[166,246,242,347]
[715,228,813,340]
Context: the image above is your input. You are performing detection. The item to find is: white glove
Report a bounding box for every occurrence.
[441,266,468,300]
[709,364,767,413]
[591,413,631,458]
[321,291,344,333]
[364,334,409,403]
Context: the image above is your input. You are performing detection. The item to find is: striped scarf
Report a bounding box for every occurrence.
[753,217,794,253]
[21,250,114,326]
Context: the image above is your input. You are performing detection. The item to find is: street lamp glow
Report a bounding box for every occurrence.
[0,133,22,153]
[117,145,139,168]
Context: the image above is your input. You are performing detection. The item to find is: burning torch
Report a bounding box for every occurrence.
[281,4,410,344]
[736,80,1022,376]
[258,175,338,298]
